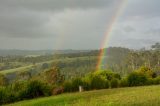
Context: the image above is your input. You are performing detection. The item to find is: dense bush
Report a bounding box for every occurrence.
[19,80,52,99]
[52,86,64,95]
[153,76,160,84]
[119,78,128,87]
[90,75,109,89]
[146,78,154,85]
[63,81,73,92]
[110,78,119,88]
[127,72,148,86]
[0,87,7,104]
[81,79,91,91]
[63,78,90,92]
[0,87,18,105]
[137,66,156,78]
[63,74,110,92]
[95,70,121,81]
[0,74,8,86]
[71,78,84,91]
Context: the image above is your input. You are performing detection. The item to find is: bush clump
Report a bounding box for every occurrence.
[19,80,52,99]
[90,75,109,89]
[63,81,73,92]
[119,78,128,87]
[110,78,119,88]
[127,72,148,86]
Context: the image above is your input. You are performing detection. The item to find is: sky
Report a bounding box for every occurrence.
[0,0,160,50]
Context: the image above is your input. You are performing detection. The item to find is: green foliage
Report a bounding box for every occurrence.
[110,78,119,88]
[0,74,8,86]
[119,78,128,87]
[153,76,160,84]
[146,78,154,85]
[90,75,109,90]
[0,87,18,105]
[63,81,73,92]
[0,87,7,104]
[127,72,148,86]
[94,70,121,81]
[19,80,52,99]
[63,71,111,92]
[81,79,91,91]
[11,81,26,92]
[71,78,83,91]
[136,66,156,78]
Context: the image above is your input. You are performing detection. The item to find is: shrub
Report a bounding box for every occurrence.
[81,79,91,91]
[153,76,160,85]
[119,78,128,87]
[52,86,64,95]
[11,81,26,92]
[127,72,148,86]
[95,70,121,81]
[110,78,119,88]
[0,87,18,105]
[63,81,73,92]
[19,80,52,99]
[90,75,108,89]
[0,87,7,104]
[137,66,156,78]
[104,80,110,89]
[71,78,83,91]
[0,74,8,86]
[63,78,87,92]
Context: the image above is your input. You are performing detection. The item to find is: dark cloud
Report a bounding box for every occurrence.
[0,0,115,11]
[0,10,51,38]
[0,0,116,38]
[0,0,159,49]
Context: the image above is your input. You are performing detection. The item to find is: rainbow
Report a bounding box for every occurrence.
[96,0,128,71]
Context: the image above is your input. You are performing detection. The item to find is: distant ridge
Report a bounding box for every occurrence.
[0,49,90,56]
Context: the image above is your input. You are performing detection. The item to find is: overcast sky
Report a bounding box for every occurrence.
[0,0,160,50]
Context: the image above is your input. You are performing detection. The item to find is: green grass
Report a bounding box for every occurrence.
[5,85,160,106]
[0,56,97,75]
[0,65,33,74]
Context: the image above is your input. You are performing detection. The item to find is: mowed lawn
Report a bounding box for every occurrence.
[5,85,160,106]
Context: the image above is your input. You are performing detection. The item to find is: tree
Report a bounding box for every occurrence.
[136,66,156,78]
[152,42,160,50]
[45,67,64,84]
[0,74,8,86]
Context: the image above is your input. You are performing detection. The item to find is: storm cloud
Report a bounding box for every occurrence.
[0,0,159,49]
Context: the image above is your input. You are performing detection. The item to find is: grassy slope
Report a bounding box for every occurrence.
[0,60,55,75]
[5,85,160,106]
[0,56,97,75]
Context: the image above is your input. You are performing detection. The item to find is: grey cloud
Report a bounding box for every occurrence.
[0,0,160,50]
[123,26,136,33]
[0,0,117,38]
[0,0,115,11]
[0,10,51,38]
[121,0,160,20]
[145,28,160,35]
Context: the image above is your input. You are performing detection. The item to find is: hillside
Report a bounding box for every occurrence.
[5,85,160,106]
[0,49,90,56]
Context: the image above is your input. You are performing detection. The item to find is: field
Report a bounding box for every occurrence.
[0,56,97,75]
[5,85,160,106]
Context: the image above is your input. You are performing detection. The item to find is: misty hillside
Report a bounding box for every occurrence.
[0,49,90,56]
